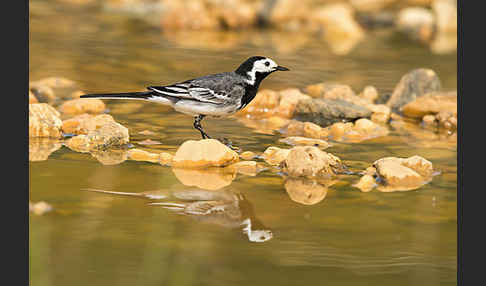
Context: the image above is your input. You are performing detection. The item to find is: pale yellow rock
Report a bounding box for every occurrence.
[422,114,437,127]
[285,178,328,205]
[303,122,323,138]
[353,174,376,192]
[60,98,106,115]
[261,146,290,166]
[285,120,305,136]
[359,85,379,103]
[159,152,173,166]
[29,103,62,138]
[433,0,457,34]
[61,114,116,135]
[29,84,56,103]
[240,151,256,160]
[279,136,330,149]
[396,7,436,41]
[65,121,129,152]
[127,149,160,163]
[373,156,434,191]
[31,77,76,89]
[370,104,391,123]
[354,118,376,133]
[275,88,311,118]
[283,146,343,177]
[172,139,239,168]
[172,168,236,191]
[402,92,457,118]
[238,89,280,118]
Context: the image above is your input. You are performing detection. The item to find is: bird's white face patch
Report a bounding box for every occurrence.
[246,58,278,85]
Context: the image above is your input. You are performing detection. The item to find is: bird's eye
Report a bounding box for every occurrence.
[264,61,270,66]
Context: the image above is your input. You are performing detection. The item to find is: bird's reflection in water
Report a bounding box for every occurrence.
[82,188,273,243]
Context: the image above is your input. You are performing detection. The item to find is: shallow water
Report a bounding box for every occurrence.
[29,2,457,286]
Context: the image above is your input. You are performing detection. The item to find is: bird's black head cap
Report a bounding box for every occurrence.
[234,56,268,75]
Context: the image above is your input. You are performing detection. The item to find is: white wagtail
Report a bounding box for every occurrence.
[80,56,289,140]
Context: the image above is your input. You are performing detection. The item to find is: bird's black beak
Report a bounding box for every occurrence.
[275,66,289,71]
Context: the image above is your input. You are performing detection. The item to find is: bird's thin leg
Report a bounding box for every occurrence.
[193,115,211,139]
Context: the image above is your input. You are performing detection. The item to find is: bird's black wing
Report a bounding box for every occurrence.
[148,83,227,105]
[148,72,244,104]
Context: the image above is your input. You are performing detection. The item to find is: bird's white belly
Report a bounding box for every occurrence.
[173,100,239,117]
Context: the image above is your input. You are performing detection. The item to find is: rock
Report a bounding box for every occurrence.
[422,114,438,128]
[159,152,173,166]
[239,89,280,118]
[359,85,379,103]
[401,91,456,118]
[279,136,330,149]
[432,0,457,34]
[172,139,239,168]
[29,84,56,104]
[353,174,376,192]
[282,146,344,177]
[65,121,129,152]
[373,155,434,191]
[370,104,391,123]
[429,31,457,54]
[172,167,236,190]
[240,151,256,160]
[268,0,311,31]
[29,201,53,215]
[31,77,76,89]
[29,91,38,103]
[29,138,62,162]
[303,122,325,138]
[284,178,330,205]
[285,120,305,136]
[29,103,63,138]
[325,119,389,142]
[386,68,442,111]
[305,83,359,102]
[294,98,372,126]
[61,114,116,135]
[275,88,311,118]
[238,88,310,119]
[261,146,290,166]
[396,7,436,42]
[59,98,106,115]
[311,3,365,40]
[436,110,457,130]
[128,148,160,163]
[226,161,260,176]
[159,0,220,30]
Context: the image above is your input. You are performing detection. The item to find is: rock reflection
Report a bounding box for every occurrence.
[83,188,273,243]
[29,138,62,162]
[172,167,236,191]
[284,178,336,205]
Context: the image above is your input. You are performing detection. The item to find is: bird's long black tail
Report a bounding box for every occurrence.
[80,91,153,100]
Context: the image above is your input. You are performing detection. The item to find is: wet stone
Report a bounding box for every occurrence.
[294,98,372,126]
[172,139,239,168]
[279,136,330,149]
[386,68,441,112]
[29,103,63,138]
[282,146,344,177]
[60,98,106,115]
[261,146,290,166]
